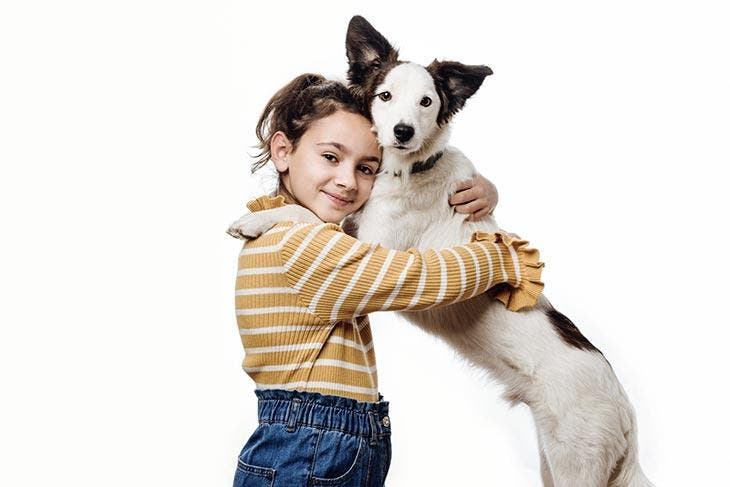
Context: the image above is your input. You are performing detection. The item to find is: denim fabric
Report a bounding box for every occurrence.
[233,389,392,487]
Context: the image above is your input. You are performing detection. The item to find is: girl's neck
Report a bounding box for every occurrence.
[275,182,300,206]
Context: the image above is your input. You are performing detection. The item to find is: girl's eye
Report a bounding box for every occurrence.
[378,91,392,102]
[359,165,377,176]
[323,153,338,162]
[420,96,432,107]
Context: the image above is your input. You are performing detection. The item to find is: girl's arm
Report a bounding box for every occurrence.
[277,222,543,322]
[228,176,499,239]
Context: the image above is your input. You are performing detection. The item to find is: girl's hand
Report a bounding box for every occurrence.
[449,174,499,221]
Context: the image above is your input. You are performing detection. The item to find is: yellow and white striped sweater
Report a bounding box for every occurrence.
[234,195,544,402]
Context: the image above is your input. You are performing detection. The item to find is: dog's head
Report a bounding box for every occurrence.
[346,15,492,155]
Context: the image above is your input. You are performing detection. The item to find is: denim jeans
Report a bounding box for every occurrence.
[233,389,392,487]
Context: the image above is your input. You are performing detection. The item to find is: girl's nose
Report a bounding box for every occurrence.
[334,165,357,190]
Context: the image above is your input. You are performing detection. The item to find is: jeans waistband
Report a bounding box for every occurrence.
[255,389,391,444]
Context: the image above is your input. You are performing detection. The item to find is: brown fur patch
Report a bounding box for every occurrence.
[426,60,492,125]
[345,16,402,113]
[544,306,602,353]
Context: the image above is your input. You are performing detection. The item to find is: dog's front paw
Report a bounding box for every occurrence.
[226,205,321,240]
[226,214,261,240]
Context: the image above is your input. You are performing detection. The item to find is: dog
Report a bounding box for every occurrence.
[228,16,653,487]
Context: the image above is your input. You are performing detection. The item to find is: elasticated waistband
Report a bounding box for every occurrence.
[255,389,391,441]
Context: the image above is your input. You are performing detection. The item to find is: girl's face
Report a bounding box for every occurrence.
[272,110,381,224]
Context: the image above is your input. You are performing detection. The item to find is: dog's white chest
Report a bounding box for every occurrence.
[356,147,498,250]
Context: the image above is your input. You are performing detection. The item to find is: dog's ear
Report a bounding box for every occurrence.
[346,16,399,94]
[427,60,492,124]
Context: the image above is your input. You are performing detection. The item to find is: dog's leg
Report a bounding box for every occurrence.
[226,205,321,240]
[536,432,555,487]
[536,413,621,487]
[542,438,610,487]
[531,371,623,486]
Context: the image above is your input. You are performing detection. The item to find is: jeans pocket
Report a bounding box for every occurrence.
[233,424,277,487]
[311,434,368,486]
[233,458,275,487]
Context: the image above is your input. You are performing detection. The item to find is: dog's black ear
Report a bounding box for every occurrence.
[346,16,399,93]
[427,60,492,124]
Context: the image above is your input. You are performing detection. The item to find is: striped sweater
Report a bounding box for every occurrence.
[234,195,544,402]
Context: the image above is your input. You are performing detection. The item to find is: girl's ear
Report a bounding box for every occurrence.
[270,131,293,173]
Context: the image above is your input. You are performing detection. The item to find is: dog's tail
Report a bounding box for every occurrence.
[609,408,654,487]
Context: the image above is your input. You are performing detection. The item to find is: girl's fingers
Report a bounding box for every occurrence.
[452,178,474,193]
[450,175,497,218]
[449,186,479,205]
[453,198,483,215]
[468,206,493,222]
[449,179,474,205]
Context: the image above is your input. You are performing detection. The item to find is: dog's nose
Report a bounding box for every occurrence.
[393,124,414,143]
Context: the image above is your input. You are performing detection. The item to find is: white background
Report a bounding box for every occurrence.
[2,1,729,485]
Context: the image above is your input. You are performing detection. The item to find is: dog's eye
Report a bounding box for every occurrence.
[378,91,392,102]
[420,96,432,107]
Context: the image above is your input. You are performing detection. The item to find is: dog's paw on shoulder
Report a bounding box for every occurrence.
[226,205,322,240]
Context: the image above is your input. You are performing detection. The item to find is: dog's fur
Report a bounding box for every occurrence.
[229,16,653,487]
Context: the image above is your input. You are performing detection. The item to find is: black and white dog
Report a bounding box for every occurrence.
[229,16,652,487]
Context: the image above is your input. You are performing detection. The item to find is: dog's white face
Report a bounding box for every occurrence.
[371,63,441,154]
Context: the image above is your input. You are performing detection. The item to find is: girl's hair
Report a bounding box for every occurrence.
[252,73,368,173]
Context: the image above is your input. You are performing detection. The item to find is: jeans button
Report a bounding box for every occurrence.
[382,415,390,427]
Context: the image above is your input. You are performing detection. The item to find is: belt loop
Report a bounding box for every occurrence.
[286,398,302,433]
[368,411,379,446]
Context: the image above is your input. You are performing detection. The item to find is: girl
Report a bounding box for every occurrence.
[229,73,543,486]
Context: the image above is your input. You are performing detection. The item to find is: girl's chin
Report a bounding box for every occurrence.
[313,206,348,224]
[315,197,354,221]
[318,213,345,224]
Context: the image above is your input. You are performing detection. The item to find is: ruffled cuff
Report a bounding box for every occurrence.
[470,231,545,312]
[246,194,286,212]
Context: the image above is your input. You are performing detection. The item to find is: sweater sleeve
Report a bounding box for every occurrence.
[278,222,544,322]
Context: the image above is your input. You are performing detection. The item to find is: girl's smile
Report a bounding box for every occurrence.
[322,190,355,206]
